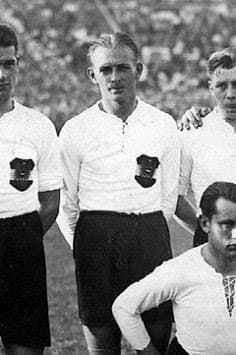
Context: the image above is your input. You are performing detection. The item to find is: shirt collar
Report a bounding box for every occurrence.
[95,97,150,125]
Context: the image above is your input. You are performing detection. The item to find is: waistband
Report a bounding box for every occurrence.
[0,211,37,228]
[80,210,163,218]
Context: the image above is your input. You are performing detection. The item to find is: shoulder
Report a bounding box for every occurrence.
[61,103,99,134]
[139,100,177,134]
[15,102,56,131]
[161,246,202,272]
[180,109,216,142]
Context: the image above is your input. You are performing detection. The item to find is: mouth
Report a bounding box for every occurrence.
[0,83,9,90]
[225,105,236,110]
[226,244,236,252]
[109,87,124,93]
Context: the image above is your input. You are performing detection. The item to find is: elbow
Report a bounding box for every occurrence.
[111,299,119,319]
[112,297,124,324]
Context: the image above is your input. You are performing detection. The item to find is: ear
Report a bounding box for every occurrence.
[135,62,143,80]
[208,79,212,91]
[199,215,210,234]
[87,67,97,85]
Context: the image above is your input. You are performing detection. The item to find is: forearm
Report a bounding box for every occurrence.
[175,195,197,232]
[38,190,60,234]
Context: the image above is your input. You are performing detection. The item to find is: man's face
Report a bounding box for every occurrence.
[88,45,142,106]
[202,198,236,258]
[209,67,236,120]
[0,45,18,106]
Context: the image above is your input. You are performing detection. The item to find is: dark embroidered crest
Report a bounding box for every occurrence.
[10,158,35,191]
[135,154,159,188]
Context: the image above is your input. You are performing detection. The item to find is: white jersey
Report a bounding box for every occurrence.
[0,101,62,218]
[57,98,180,247]
[112,246,236,355]
[179,107,236,210]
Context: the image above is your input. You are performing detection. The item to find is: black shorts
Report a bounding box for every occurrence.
[193,220,208,247]
[0,212,50,349]
[73,210,173,326]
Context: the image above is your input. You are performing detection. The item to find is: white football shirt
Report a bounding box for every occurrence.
[0,101,62,218]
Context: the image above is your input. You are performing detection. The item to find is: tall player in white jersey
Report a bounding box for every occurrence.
[57,32,180,355]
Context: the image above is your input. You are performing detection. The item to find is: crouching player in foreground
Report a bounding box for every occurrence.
[113,181,236,355]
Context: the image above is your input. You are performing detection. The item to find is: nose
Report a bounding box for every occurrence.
[232,228,236,239]
[111,67,120,82]
[226,84,236,100]
[0,66,6,80]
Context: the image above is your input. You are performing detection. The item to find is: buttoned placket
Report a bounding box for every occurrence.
[121,120,128,153]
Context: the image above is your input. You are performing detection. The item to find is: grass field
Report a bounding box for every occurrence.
[0,218,192,355]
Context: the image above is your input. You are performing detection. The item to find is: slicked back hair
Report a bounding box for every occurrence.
[88,32,139,65]
[0,24,18,55]
[200,181,236,219]
[207,47,236,77]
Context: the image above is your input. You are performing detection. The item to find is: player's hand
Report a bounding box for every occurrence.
[177,106,212,131]
[137,342,161,355]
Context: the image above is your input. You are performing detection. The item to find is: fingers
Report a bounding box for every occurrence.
[177,109,197,131]
[199,106,212,117]
[178,106,205,131]
[176,120,184,131]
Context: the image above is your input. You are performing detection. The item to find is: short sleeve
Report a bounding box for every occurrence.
[38,118,63,191]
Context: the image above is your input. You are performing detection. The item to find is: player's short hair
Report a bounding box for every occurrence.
[0,24,18,55]
[88,32,139,64]
[200,181,236,219]
[207,47,236,76]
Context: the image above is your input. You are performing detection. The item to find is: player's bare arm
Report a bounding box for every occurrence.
[38,189,60,234]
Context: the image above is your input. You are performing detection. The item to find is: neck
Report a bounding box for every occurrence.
[100,96,137,122]
[202,244,236,276]
[0,99,14,118]
[225,117,236,132]
[217,106,236,131]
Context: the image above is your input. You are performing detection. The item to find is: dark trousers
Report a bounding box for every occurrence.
[0,212,50,348]
[74,210,173,354]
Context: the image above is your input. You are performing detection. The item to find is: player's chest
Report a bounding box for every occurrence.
[82,124,165,172]
[191,132,236,177]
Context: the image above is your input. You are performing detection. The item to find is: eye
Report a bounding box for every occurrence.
[4,60,17,69]
[100,66,111,74]
[216,83,227,91]
[221,223,233,233]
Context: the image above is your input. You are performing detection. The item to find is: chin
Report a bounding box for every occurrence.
[225,110,236,119]
[225,248,236,258]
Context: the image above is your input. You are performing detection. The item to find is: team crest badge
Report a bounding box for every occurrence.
[135,154,159,188]
[10,158,35,191]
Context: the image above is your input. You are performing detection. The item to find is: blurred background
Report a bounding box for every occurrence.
[0,0,235,354]
[1,0,236,132]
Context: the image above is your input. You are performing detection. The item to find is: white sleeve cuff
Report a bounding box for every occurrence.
[38,176,63,191]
